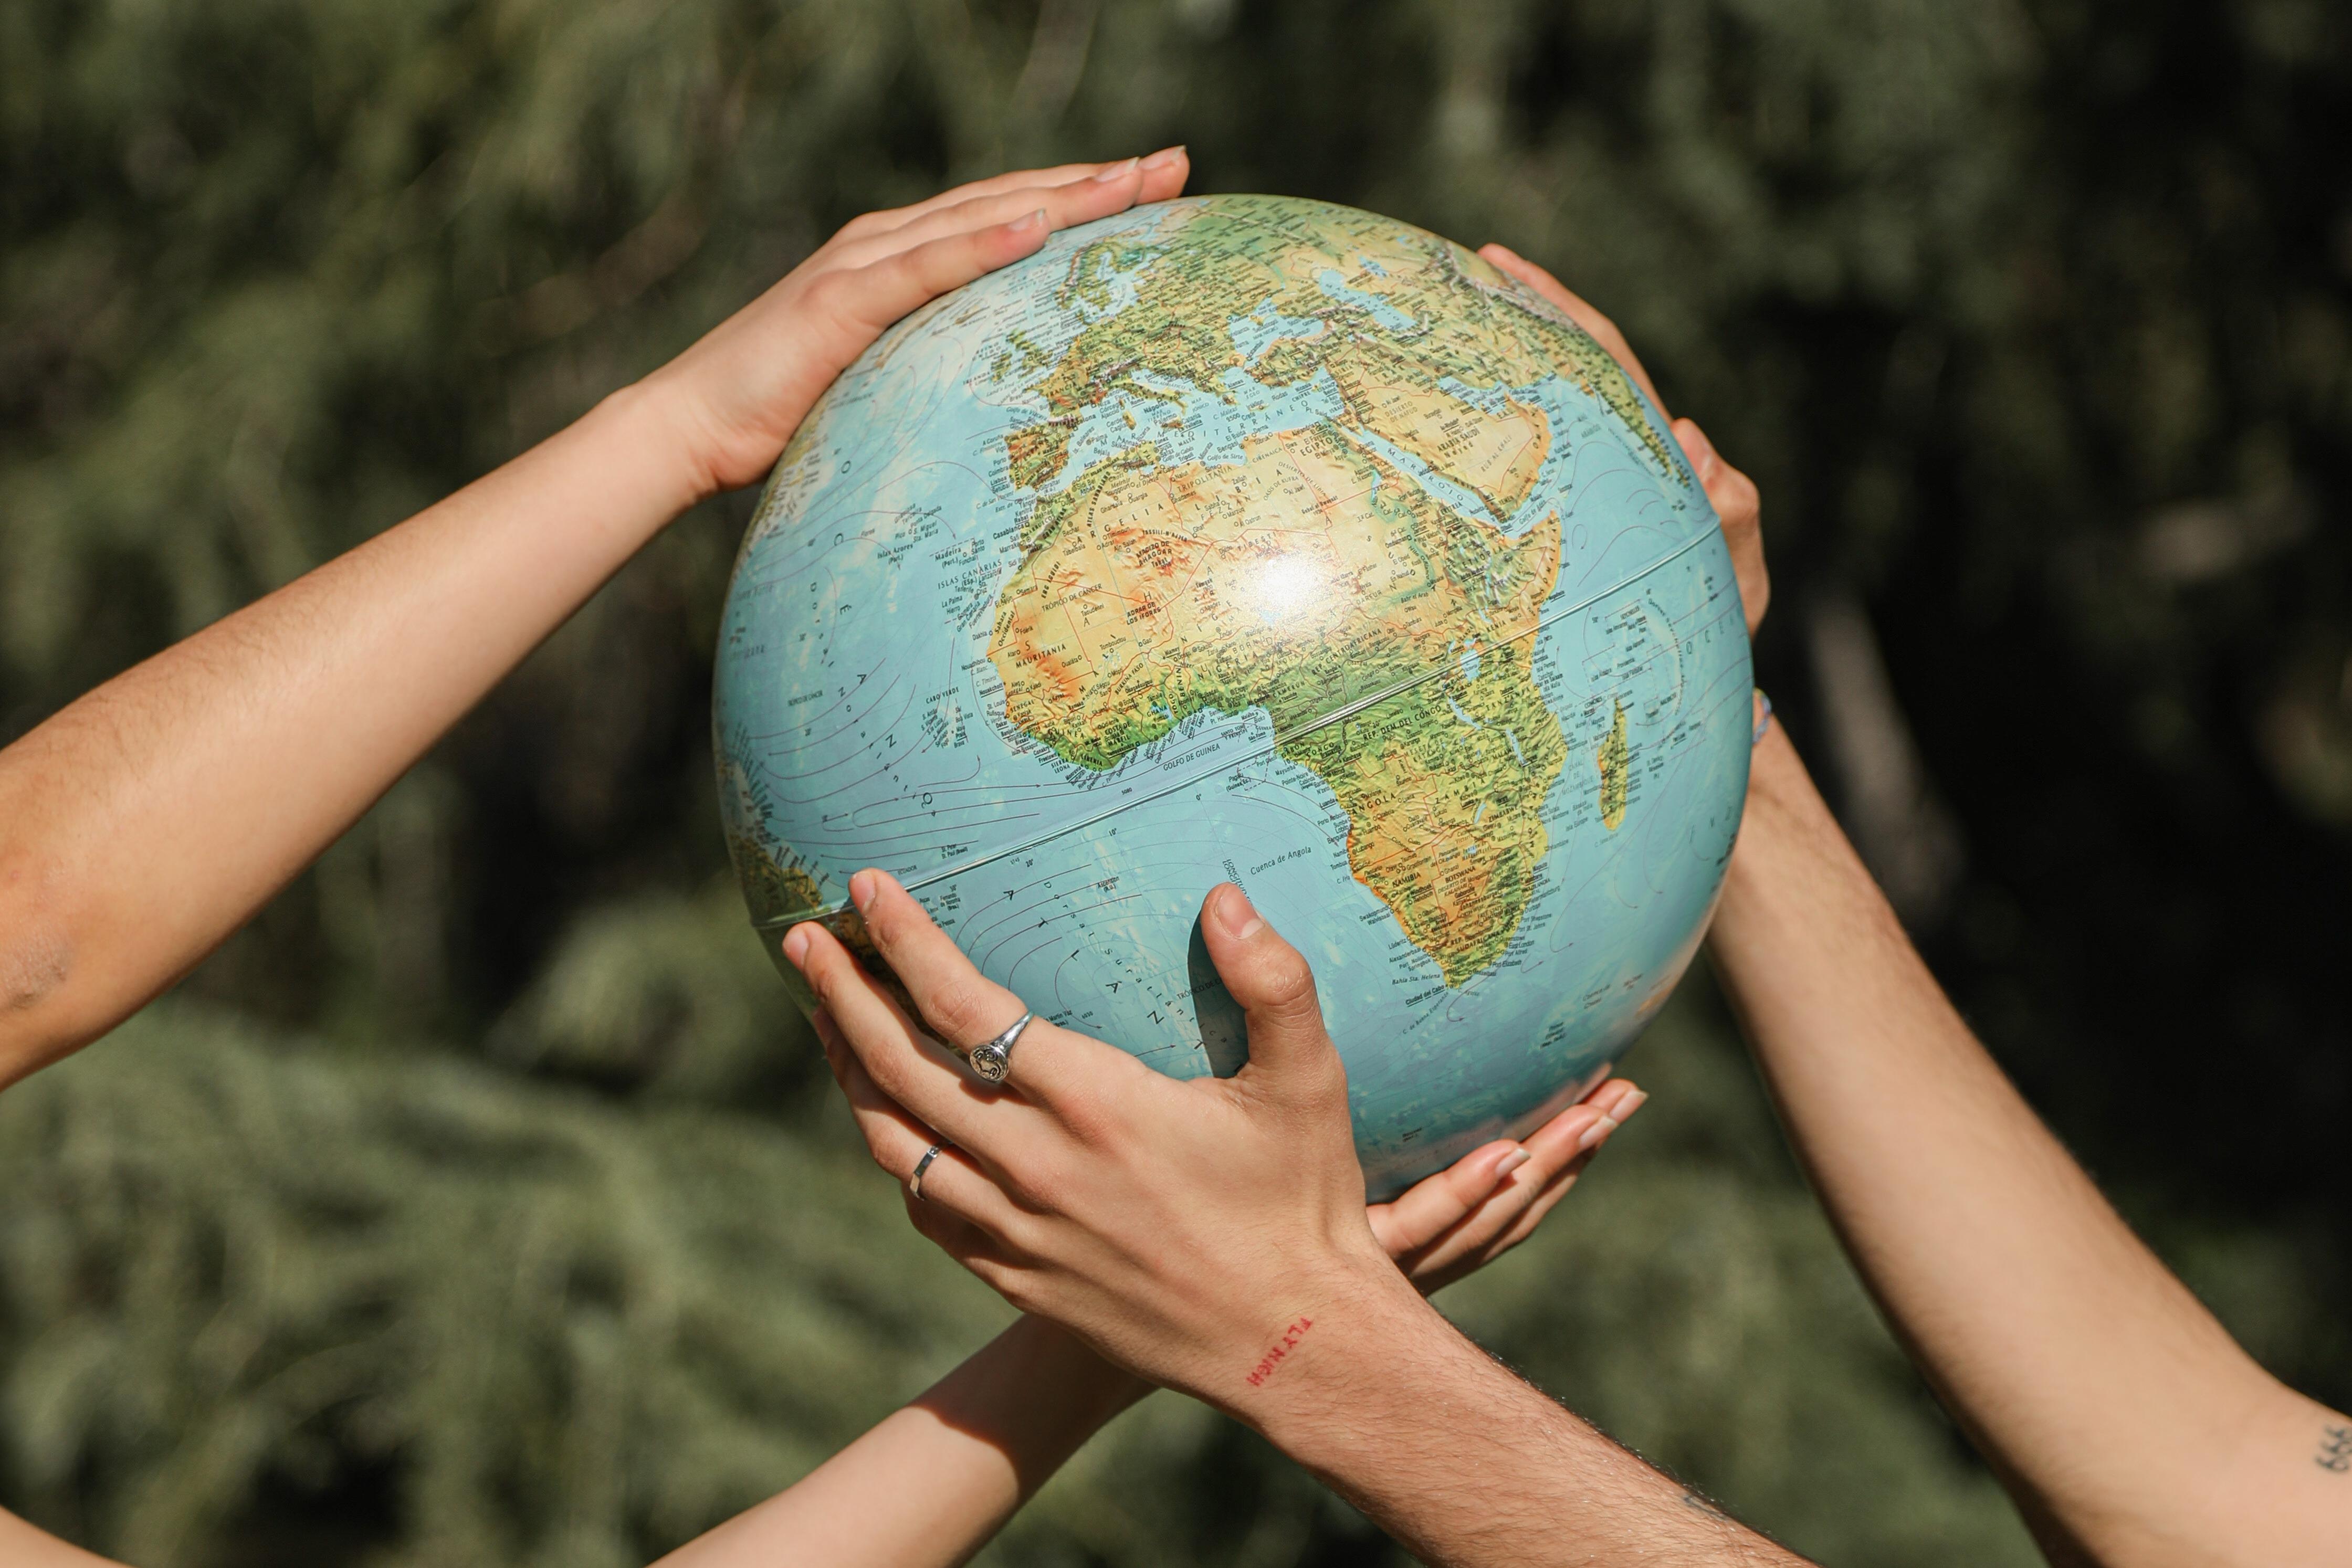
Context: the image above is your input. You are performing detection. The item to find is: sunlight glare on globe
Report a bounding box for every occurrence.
[1252,552,1332,629]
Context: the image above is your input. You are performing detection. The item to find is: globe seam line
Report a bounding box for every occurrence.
[749,524,1719,931]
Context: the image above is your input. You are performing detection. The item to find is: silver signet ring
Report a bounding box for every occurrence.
[967,1012,1033,1084]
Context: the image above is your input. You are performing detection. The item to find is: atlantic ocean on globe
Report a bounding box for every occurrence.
[716,194,1751,1199]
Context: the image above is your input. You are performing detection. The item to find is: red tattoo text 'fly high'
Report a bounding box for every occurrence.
[1245,1318,1315,1387]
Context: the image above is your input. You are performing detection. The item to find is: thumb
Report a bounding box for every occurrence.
[1200,883,1342,1089]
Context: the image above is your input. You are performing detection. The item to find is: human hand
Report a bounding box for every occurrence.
[1373,1076,1644,1295]
[1479,244,1768,636]
[639,149,1190,502]
[791,870,1441,1409]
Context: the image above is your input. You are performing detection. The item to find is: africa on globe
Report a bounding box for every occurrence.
[716,194,1751,1199]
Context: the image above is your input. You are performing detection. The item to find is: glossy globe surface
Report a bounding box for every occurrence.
[716,195,1751,1198]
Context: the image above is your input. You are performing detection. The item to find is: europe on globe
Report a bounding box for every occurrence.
[716,194,1752,1199]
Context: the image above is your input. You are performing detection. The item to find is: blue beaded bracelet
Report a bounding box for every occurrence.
[1752,689,1773,746]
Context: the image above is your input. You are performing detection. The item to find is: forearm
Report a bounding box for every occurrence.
[0,383,701,1081]
[0,1509,120,1567]
[656,1315,1147,1568]
[1245,1274,1806,1566]
[1709,726,2347,1563]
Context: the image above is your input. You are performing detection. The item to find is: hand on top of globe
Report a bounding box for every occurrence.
[788,868,1643,1404]
[1480,243,1768,636]
[637,149,1190,502]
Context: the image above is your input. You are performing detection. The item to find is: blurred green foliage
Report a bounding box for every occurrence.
[2,1,2346,1563]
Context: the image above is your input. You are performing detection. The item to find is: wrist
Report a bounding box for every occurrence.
[1730,724,1822,869]
[587,376,724,515]
[998,1312,1154,1426]
[1212,1259,1447,1441]
[923,1313,1150,1463]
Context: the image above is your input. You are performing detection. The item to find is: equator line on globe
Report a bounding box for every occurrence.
[716,194,1752,1199]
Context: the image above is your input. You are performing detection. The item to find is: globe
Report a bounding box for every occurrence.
[716,194,1751,1199]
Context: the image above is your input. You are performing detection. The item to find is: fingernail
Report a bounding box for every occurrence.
[849,870,880,912]
[1093,156,1141,182]
[783,924,812,967]
[1141,144,1186,171]
[1010,208,1048,232]
[1494,1146,1532,1181]
[1576,1114,1619,1153]
[1214,883,1263,940]
[1613,1088,1648,1122]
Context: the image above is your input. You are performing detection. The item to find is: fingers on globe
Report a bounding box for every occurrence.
[1199,884,1343,1086]
[1674,418,1762,540]
[1408,1087,1646,1278]
[1584,1078,1647,1122]
[846,868,1094,1106]
[834,161,1146,272]
[1474,1086,1651,1256]
[1423,1129,1590,1272]
[1671,418,1720,483]
[1480,1167,1587,1262]
[873,155,1152,234]
[1373,1139,1528,1258]
[818,1001,1030,1244]
[1476,243,1665,412]
[792,917,1023,1152]
[846,215,1051,331]
[831,160,1108,246]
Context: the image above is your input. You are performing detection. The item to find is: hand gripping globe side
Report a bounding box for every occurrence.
[715,194,1752,1200]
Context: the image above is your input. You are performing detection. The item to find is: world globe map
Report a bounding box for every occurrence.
[716,194,1752,1198]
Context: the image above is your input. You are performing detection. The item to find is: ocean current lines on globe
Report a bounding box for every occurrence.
[714,193,1754,1198]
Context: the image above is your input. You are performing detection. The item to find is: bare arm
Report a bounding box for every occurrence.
[662,1044,1648,1568]
[0,1510,117,1567]
[0,151,1190,1090]
[1483,240,2349,1564]
[1710,717,2352,1566]
[1248,1283,1804,1567]
[793,869,1807,1566]
[0,154,1192,1565]
[655,1314,1145,1568]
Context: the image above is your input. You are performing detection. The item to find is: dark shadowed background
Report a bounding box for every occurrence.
[3,2,2347,1564]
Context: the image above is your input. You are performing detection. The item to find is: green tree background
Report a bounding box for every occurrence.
[2,2,2346,1563]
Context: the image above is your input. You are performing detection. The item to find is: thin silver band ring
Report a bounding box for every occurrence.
[909,1142,946,1201]
[966,1012,1033,1084]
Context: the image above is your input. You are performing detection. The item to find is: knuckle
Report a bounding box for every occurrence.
[996,1149,1069,1214]
[1263,951,1318,1012]
[804,268,858,315]
[1295,1055,1351,1117]
[859,1047,918,1107]
[804,952,847,1006]
[836,207,899,241]
[926,978,993,1043]
[1051,1093,1120,1151]
[870,246,921,285]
